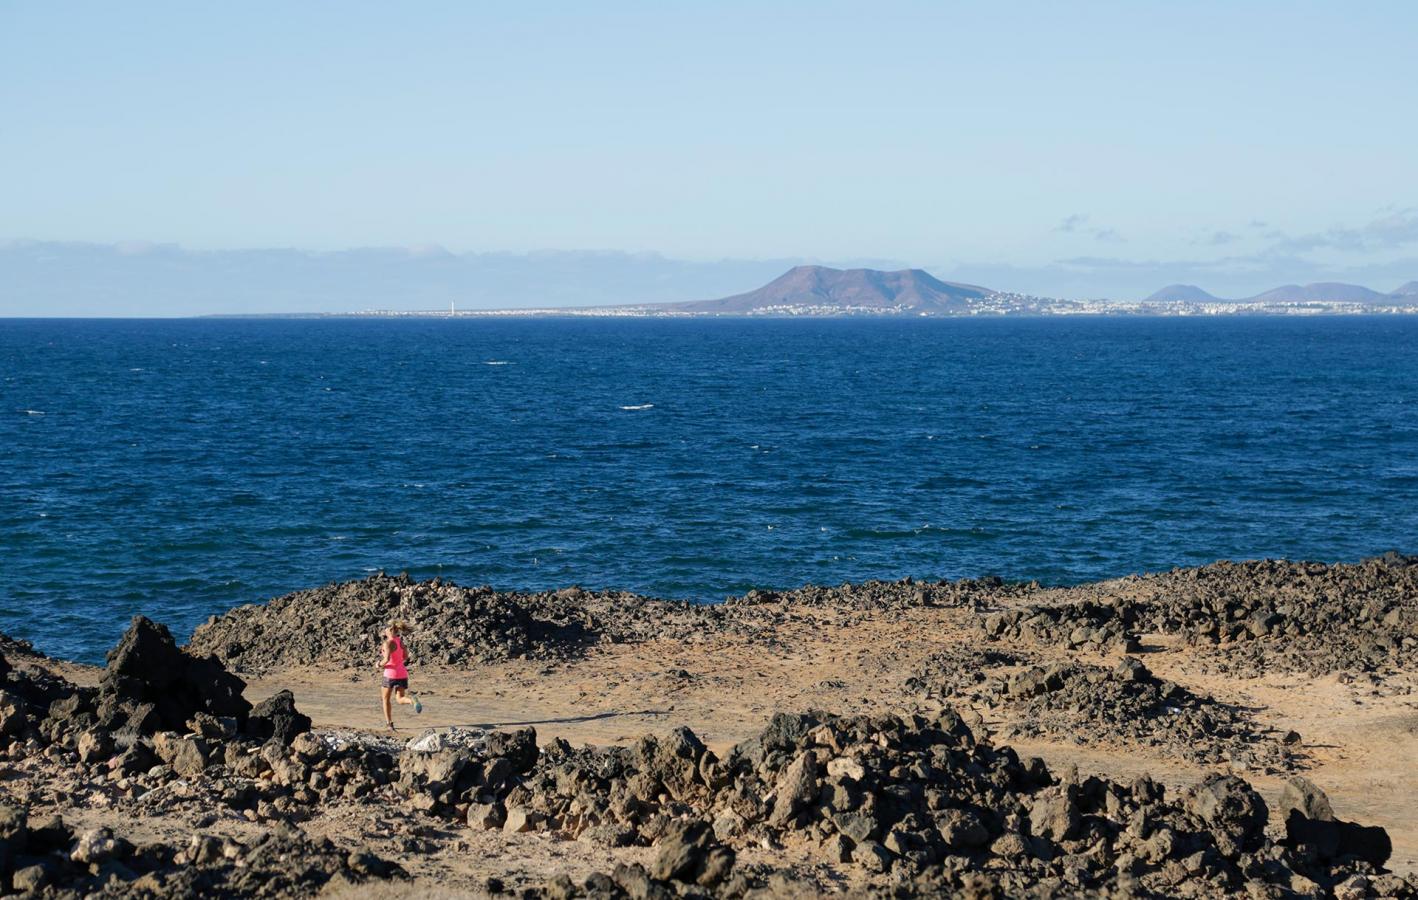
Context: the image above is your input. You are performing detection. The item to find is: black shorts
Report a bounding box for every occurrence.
[382,676,408,690]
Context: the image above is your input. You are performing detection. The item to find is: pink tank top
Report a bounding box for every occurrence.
[384,635,408,679]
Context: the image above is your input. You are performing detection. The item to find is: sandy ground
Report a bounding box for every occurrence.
[233,604,1418,882]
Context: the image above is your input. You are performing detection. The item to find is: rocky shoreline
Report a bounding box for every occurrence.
[2,556,1416,897]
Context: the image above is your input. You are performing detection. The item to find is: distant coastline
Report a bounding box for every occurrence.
[210,265,1418,319]
[328,299,1418,319]
[205,300,1418,319]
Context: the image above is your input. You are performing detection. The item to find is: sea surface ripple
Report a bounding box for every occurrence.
[2,316,1416,661]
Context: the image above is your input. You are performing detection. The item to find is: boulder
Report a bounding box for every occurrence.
[467,802,504,830]
[11,862,53,893]
[76,729,111,764]
[485,727,538,773]
[153,732,209,778]
[852,839,893,872]
[938,807,991,850]
[70,827,120,864]
[102,616,250,733]
[0,690,26,736]
[1114,656,1151,683]
[1009,666,1064,699]
[826,756,866,781]
[1184,774,1268,855]
[650,820,735,887]
[768,751,818,826]
[502,806,542,833]
[399,749,471,787]
[246,690,311,746]
[1280,777,1392,868]
[1029,785,1080,842]
[1277,776,1334,822]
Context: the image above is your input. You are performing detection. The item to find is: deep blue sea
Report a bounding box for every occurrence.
[3,316,1417,662]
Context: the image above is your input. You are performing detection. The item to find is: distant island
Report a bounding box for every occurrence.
[354,266,1418,318]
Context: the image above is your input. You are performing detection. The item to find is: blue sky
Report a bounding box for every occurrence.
[3,1,1418,308]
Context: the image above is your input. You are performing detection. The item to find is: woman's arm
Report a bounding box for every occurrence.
[378,638,394,668]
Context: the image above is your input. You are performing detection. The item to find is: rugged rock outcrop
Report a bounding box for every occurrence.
[0,806,402,897]
[979,555,1418,677]
[919,655,1303,773]
[185,573,994,673]
[468,711,1413,898]
[101,616,250,734]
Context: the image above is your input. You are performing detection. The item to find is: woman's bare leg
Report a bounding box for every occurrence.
[381,686,394,725]
[395,686,414,705]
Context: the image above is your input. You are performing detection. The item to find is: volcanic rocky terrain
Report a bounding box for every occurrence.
[3,555,1417,897]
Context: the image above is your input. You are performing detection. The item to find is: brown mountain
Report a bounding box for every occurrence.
[675,266,993,314]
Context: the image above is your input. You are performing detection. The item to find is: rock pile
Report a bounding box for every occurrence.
[979,555,1418,677]
[1,626,418,895]
[950,656,1302,773]
[0,619,318,810]
[724,576,1026,612]
[1116,556,1418,676]
[0,806,401,897]
[187,575,542,672]
[186,557,1418,678]
[186,573,739,672]
[903,645,1027,701]
[438,711,1412,898]
[980,602,1139,654]
[186,573,998,673]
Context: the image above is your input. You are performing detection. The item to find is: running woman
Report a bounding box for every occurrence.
[379,621,423,730]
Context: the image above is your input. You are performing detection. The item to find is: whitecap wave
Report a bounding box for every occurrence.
[619,403,654,411]
[484,360,511,366]
[23,409,45,416]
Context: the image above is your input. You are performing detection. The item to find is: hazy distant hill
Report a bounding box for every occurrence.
[1246,282,1389,303]
[1145,284,1225,302]
[676,266,993,314]
[1142,280,1418,305]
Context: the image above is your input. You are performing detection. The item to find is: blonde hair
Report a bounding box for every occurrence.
[388,620,407,635]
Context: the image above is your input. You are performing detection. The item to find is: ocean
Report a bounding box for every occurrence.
[3,315,1416,662]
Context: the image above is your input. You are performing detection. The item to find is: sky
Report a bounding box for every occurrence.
[4,1,1418,312]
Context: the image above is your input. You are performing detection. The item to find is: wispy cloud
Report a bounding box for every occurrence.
[1266,207,1418,254]
[1055,214,1124,243]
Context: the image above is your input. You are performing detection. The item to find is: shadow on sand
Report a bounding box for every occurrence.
[455,709,671,729]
